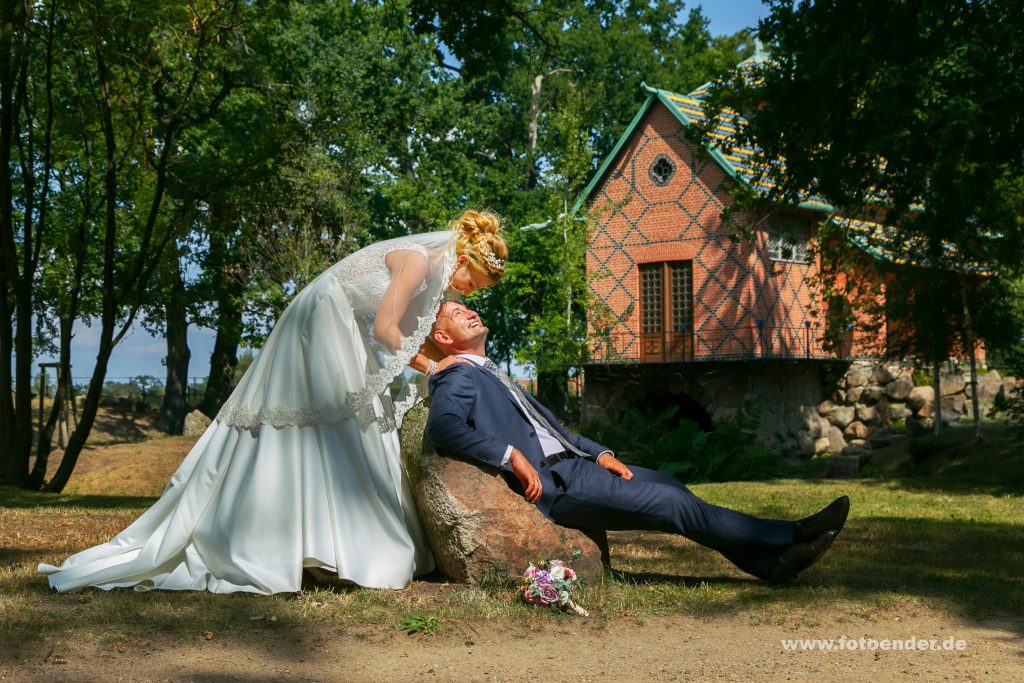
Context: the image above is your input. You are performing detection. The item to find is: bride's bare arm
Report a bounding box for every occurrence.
[408,339,445,374]
[373,249,430,352]
[408,337,475,375]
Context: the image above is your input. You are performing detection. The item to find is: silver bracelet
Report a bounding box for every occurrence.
[426,359,438,375]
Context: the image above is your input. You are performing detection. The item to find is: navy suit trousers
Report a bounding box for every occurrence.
[544,457,796,580]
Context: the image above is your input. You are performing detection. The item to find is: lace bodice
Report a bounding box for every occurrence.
[327,240,430,314]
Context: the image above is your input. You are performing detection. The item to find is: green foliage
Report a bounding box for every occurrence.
[397,614,441,636]
[584,398,781,483]
[912,369,932,388]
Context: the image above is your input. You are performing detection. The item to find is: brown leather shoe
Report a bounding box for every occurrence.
[795,496,850,542]
[769,530,838,584]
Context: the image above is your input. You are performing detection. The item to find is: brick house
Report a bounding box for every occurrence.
[575,56,926,453]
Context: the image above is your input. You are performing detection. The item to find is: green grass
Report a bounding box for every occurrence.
[2,422,1022,655]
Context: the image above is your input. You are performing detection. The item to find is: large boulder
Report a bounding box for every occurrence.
[183,410,212,438]
[856,403,879,425]
[845,366,871,388]
[885,376,914,401]
[873,365,896,385]
[974,372,1003,403]
[400,403,607,586]
[826,426,847,453]
[941,393,966,415]
[843,420,870,440]
[1003,379,1020,401]
[795,433,816,456]
[889,402,912,422]
[940,371,966,397]
[907,386,935,416]
[831,405,856,428]
[860,384,885,405]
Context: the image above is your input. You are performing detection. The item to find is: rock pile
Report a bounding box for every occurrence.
[815,363,1019,456]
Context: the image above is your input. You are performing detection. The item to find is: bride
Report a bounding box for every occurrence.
[39,210,508,594]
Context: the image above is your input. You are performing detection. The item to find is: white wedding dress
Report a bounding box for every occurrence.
[39,232,456,593]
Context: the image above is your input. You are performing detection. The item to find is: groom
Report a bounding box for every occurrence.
[426,302,850,583]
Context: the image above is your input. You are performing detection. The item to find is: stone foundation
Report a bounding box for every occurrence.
[582,361,1020,457]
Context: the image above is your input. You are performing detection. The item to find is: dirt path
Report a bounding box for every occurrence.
[4,606,1019,682]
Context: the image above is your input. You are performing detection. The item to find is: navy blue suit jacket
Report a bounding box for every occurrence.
[426,361,609,517]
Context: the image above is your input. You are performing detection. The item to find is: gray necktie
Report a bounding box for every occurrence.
[482,359,590,461]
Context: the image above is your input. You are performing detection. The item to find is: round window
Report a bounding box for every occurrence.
[649,154,675,186]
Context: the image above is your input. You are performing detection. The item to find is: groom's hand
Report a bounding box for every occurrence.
[508,449,542,503]
[597,452,633,480]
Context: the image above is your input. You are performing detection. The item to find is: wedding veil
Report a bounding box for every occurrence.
[215,231,457,435]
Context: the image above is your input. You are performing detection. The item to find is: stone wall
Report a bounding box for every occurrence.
[582,361,1020,458]
[817,362,1020,457]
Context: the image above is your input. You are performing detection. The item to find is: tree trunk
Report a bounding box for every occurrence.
[199,223,245,418]
[960,280,982,443]
[200,292,243,418]
[44,317,115,492]
[931,358,942,437]
[5,278,34,486]
[0,0,32,487]
[161,250,190,434]
[0,283,27,486]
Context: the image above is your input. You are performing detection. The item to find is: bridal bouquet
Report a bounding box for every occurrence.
[520,556,589,617]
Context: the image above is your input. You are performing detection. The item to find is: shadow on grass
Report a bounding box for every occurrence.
[609,568,754,588]
[830,516,1024,615]
[0,487,156,509]
[602,515,1024,631]
[90,407,162,443]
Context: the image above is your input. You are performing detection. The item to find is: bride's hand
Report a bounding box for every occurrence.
[433,356,473,374]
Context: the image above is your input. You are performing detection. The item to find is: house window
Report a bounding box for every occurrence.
[767,226,808,263]
[649,154,676,186]
[639,261,693,361]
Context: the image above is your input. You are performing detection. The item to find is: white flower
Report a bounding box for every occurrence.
[548,565,565,581]
[558,590,570,606]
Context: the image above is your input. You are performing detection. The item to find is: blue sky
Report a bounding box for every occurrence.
[66,1,770,384]
[698,0,769,36]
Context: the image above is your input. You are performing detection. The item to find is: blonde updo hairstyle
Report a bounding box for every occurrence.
[450,209,508,280]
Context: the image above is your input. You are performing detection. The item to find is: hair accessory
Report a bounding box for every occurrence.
[479,243,505,271]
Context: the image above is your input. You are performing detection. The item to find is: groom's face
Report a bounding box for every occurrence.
[433,301,488,353]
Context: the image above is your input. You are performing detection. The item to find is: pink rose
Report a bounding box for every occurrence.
[523,587,541,605]
[563,566,576,581]
[524,564,539,579]
[538,584,559,605]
